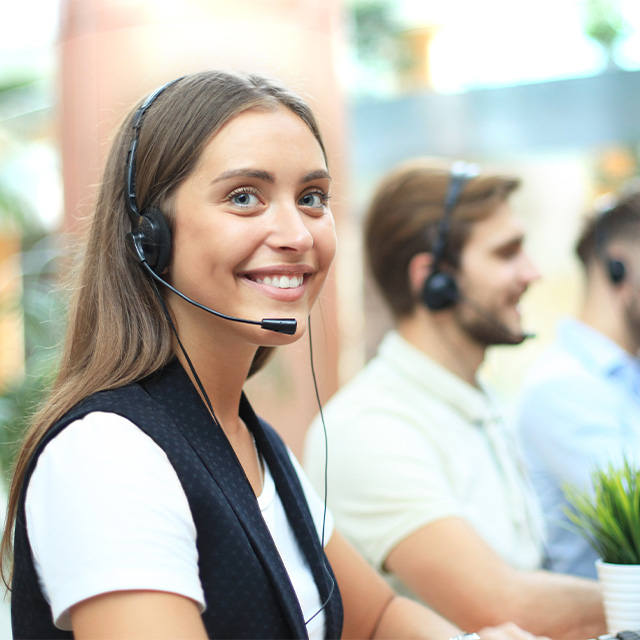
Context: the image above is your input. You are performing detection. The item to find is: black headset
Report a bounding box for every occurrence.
[421,161,479,310]
[124,77,185,275]
[607,255,626,285]
[594,207,626,285]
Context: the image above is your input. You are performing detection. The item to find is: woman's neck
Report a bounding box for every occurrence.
[170,312,258,435]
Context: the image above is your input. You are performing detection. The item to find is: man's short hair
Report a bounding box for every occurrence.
[576,187,640,268]
[364,158,520,318]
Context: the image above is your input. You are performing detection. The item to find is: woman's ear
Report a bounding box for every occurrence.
[408,252,434,298]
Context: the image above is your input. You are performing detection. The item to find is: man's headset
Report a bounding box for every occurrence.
[123,77,297,335]
[594,205,626,285]
[420,162,535,342]
[421,161,479,310]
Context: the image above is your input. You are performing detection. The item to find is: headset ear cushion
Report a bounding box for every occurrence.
[422,271,459,310]
[608,258,626,284]
[139,208,172,274]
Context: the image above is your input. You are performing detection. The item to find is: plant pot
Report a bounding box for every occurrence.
[596,559,640,633]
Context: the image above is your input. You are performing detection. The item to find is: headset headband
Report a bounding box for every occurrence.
[124,77,185,225]
[429,161,479,272]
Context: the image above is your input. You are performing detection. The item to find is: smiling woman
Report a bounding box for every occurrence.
[1,70,543,640]
[2,71,345,640]
[167,106,336,349]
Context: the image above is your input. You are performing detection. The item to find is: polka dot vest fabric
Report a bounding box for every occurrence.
[11,359,343,639]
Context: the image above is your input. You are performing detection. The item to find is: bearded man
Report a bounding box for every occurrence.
[304,159,605,639]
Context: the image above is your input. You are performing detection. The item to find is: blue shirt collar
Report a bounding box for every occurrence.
[557,317,640,382]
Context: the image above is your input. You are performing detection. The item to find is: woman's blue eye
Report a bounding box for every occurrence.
[299,192,327,208]
[229,190,259,207]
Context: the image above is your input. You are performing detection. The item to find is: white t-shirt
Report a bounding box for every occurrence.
[26,411,333,637]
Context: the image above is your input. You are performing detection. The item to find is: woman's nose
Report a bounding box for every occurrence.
[268,203,314,253]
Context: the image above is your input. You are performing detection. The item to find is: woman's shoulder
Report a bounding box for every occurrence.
[42,410,167,458]
[26,410,193,548]
[71,382,155,420]
[24,410,203,630]
[31,411,178,495]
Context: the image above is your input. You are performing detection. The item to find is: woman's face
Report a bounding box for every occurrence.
[168,106,336,346]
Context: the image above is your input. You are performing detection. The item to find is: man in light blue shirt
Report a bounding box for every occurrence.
[517,189,640,579]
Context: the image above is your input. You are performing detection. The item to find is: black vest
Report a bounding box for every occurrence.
[11,360,342,639]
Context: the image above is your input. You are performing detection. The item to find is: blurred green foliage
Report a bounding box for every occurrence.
[0,75,62,485]
[583,0,630,66]
[347,0,414,94]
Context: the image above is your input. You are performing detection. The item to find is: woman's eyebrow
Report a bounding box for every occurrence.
[211,168,274,184]
[210,168,331,186]
[302,169,331,183]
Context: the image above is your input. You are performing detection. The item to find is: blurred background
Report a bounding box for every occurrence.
[1,0,639,629]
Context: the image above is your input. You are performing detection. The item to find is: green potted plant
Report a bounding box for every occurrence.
[565,457,640,633]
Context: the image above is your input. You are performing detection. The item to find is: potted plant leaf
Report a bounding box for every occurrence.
[565,457,640,633]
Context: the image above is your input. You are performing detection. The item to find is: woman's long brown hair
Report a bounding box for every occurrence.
[1,69,328,588]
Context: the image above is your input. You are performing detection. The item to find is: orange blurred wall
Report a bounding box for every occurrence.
[0,233,24,390]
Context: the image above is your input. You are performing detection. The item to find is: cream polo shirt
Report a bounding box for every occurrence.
[304,331,544,598]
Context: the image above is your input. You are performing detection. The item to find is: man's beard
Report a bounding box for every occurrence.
[454,298,527,346]
[623,294,640,354]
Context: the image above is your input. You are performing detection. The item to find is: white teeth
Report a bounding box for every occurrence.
[255,275,303,289]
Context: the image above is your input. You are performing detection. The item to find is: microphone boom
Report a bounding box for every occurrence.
[141,260,298,335]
